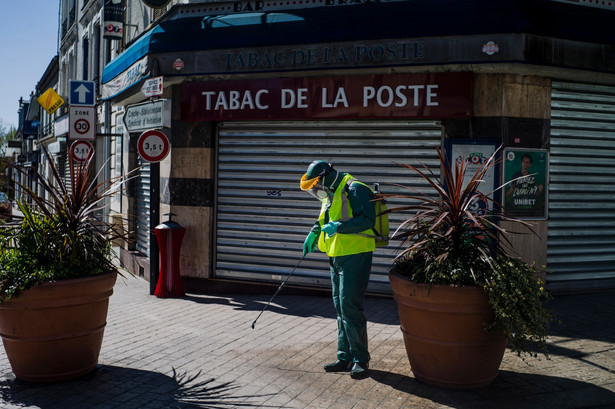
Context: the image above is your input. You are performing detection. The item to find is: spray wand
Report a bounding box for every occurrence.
[251,254,307,329]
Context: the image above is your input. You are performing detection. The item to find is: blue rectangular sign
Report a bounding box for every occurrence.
[69,80,96,106]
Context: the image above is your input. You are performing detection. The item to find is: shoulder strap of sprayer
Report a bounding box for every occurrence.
[341,179,387,241]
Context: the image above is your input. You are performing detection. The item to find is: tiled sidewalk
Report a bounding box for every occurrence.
[0,275,613,408]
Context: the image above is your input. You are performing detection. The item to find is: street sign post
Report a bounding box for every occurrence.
[69,80,96,106]
[70,140,95,163]
[123,99,171,132]
[141,76,164,97]
[137,129,170,163]
[69,106,96,140]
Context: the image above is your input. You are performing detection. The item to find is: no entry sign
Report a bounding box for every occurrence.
[137,129,170,162]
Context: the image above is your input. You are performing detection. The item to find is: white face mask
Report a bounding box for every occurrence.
[307,171,339,203]
[308,187,330,203]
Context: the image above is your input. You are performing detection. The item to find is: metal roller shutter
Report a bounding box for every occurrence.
[135,159,151,256]
[548,81,615,292]
[215,120,442,293]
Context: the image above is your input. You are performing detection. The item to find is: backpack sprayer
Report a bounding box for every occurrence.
[372,183,390,247]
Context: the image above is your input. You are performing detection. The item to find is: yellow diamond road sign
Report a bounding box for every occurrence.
[37,88,65,115]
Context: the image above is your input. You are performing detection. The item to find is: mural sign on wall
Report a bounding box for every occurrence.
[503,148,549,219]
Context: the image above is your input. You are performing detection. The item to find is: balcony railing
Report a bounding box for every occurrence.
[39,121,54,139]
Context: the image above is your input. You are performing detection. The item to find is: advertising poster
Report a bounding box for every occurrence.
[503,148,548,219]
[447,140,499,215]
[103,0,125,39]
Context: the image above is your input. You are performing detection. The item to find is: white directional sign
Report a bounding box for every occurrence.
[70,140,94,163]
[141,76,164,97]
[69,106,96,140]
[69,80,96,106]
[123,99,171,132]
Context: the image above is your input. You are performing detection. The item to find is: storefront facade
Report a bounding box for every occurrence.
[103,0,615,293]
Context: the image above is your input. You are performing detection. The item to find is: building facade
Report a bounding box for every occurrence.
[100,0,615,294]
[16,0,615,294]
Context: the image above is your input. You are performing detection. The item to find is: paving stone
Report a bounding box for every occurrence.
[0,277,613,408]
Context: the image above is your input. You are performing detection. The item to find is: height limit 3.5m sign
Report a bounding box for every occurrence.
[137,130,170,163]
[69,106,96,140]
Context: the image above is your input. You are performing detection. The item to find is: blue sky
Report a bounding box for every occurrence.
[0,2,60,129]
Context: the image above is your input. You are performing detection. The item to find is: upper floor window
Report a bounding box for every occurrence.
[61,0,77,38]
[82,37,89,80]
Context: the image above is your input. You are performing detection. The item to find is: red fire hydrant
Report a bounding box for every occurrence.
[154,213,186,298]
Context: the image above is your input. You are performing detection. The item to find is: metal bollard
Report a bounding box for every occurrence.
[154,213,186,298]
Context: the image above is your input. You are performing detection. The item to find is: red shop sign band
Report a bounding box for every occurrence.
[180,72,472,121]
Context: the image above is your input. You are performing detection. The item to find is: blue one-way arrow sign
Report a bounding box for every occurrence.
[69,80,95,106]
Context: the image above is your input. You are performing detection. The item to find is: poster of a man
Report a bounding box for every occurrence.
[503,149,548,219]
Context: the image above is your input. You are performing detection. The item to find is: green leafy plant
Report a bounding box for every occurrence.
[0,147,131,303]
[385,146,552,356]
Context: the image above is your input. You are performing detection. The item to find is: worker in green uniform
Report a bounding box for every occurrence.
[300,161,376,379]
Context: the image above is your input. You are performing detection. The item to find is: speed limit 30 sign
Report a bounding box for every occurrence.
[137,129,170,162]
[69,106,96,140]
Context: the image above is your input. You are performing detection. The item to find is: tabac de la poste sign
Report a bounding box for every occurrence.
[181,72,472,121]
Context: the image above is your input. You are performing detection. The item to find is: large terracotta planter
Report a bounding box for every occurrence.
[0,272,117,382]
[389,272,507,389]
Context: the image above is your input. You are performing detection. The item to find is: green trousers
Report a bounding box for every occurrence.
[329,251,372,364]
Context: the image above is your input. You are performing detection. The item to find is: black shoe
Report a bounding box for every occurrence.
[350,362,369,379]
[323,360,352,372]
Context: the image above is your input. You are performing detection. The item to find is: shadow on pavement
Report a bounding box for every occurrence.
[548,291,615,343]
[184,293,340,328]
[184,288,615,335]
[0,365,277,409]
[184,293,400,326]
[370,369,615,409]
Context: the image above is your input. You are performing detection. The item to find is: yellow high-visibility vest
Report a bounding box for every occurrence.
[317,174,375,257]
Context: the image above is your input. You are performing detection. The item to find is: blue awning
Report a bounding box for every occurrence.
[101,25,164,84]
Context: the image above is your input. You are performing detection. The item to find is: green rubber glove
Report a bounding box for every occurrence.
[303,231,318,256]
[322,221,341,237]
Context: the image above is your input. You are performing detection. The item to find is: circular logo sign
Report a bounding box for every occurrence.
[70,140,94,163]
[173,58,184,71]
[137,130,170,163]
[482,41,500,56]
